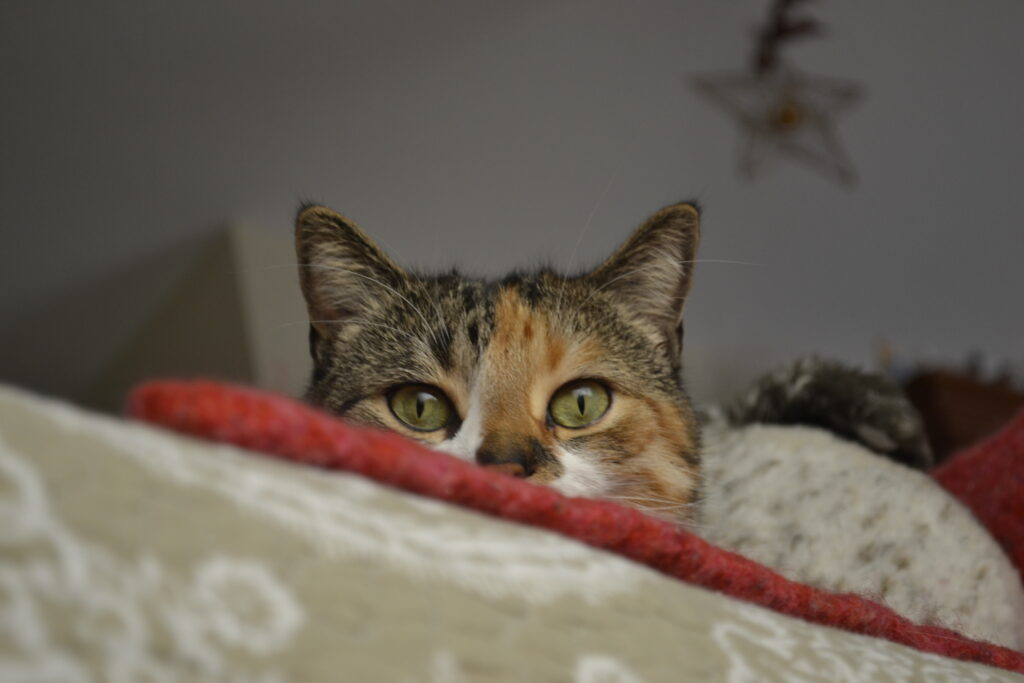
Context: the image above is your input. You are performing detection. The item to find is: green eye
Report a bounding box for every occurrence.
[389,384,452,432]
[549,380,611,429]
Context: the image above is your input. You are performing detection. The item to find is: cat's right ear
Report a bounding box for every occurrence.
[294,205,407,338]
[587,202,701,359]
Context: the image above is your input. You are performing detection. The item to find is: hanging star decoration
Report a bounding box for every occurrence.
[692,0,863,185]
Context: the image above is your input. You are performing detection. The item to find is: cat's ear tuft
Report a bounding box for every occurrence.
[295,205,407,337]
[588,202,701,358]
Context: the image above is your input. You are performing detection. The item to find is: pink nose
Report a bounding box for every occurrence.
[480,462,528,478]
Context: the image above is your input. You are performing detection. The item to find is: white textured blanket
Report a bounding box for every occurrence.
[1,385,1020,682]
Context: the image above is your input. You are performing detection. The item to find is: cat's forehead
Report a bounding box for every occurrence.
[394,272,677,394]
[413,271,590,352]
[317,268,680,418]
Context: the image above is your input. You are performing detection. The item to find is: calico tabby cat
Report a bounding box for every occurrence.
[295,202,1024,648]
[296,202,702,514]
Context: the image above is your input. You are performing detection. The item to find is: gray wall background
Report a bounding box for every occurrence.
[2,0,1022,409]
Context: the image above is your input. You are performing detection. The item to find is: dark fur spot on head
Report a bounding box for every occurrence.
[520,278,544,307]
[429,328,453,368]
[461,286,478,311]
[467,322,479,346]
[498,273,544,307]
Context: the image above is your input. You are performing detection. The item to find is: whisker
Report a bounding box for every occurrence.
[277,319,420,341]
[647,245,766,271]
[294,263,445,351]
[604,493,697,507]
[578,266,650,307]
[683,258,764,266]
[605,500,686,511]
[581,255,768,308]
[600,487,705,528]
[555,176,615,321]
[291,260,447,348]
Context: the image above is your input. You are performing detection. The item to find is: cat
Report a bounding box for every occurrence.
[295,202,703,515]
[294,202,1024,649]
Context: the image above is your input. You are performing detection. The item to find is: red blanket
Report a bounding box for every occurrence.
[127,380,1024,674]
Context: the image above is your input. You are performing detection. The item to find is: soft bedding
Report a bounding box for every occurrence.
[1,381,1022,681]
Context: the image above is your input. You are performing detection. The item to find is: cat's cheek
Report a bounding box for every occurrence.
[334,401,393,432]
[547,448,610,498]
[430,437,477,463]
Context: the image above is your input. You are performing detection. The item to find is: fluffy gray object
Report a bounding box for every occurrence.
[724,357,934,469]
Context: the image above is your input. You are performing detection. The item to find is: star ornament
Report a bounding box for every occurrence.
[693,67,863,185]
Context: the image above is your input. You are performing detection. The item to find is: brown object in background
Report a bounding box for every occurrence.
[904,370,1024,465]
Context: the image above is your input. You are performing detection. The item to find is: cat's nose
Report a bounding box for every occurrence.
[482,462,528,478]
[475,434,540,478]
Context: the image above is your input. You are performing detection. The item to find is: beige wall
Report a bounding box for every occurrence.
[3,1,1022,408]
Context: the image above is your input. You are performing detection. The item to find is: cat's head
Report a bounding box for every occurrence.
[295,202,702,523]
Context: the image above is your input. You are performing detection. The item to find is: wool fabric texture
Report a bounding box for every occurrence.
[126,380,1024,674]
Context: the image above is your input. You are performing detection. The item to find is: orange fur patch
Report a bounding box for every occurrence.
[476,289,699,519]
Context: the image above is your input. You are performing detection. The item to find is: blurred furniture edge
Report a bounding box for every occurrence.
[83,224,309,413]
[905,369,1024,465]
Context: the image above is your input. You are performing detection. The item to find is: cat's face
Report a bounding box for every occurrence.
[295,203,701,523]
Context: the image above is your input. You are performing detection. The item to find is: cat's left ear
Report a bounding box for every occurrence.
[587,202,700,358]
[294,204,408,339]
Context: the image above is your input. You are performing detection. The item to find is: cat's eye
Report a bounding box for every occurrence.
[388,384,453,432]
[548,379,611,429]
